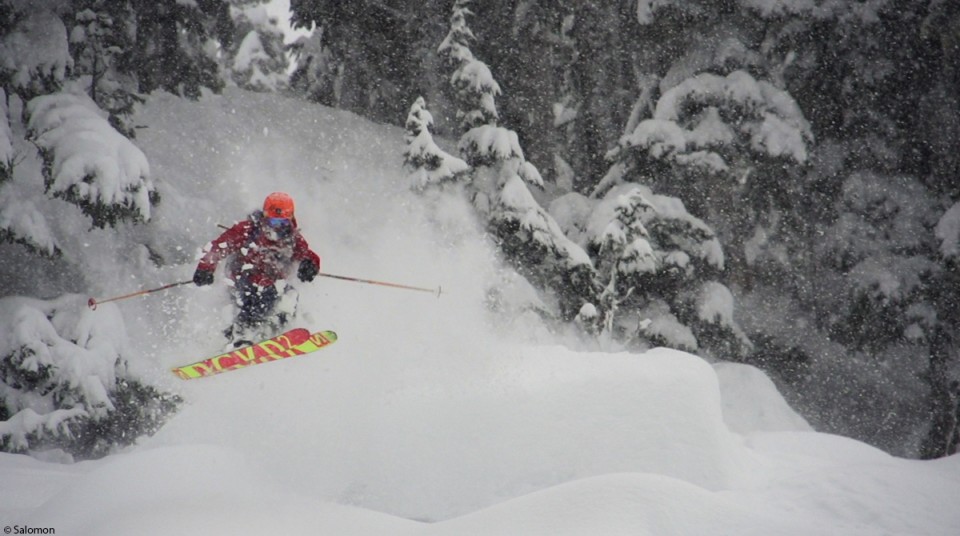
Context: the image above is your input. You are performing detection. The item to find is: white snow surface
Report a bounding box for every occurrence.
[1,88,959,535]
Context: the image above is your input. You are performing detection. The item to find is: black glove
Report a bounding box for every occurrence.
[193,268,214,286]
[298,259,318,282]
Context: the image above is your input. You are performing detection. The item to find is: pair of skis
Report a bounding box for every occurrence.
[172,328,337,380]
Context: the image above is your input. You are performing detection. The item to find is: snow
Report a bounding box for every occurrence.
[233,31,268,72]
[2,88,960,535]
[0,10,71,94]
[620,118,685,158]
[936,201,960,259]
[404,97,469,191]
[0,196,58,255]
[459,124,524,163]
[453,60,501,97]
[641,302,698,352]
[697,281,736,326]
[26,89,154,223]
[264,0,312,45]
[645,70,812,165]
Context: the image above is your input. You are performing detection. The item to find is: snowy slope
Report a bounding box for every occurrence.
[1,88,958,535]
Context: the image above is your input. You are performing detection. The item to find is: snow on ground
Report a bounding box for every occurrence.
[1,88,959,535]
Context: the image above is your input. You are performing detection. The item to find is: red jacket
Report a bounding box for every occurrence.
[197,212,321,288]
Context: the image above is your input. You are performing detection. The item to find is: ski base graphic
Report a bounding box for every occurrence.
[172,328,337,380]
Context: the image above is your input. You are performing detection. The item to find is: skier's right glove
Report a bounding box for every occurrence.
[193,268,214,286]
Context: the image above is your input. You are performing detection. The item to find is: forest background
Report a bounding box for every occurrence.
[1,0,959,461]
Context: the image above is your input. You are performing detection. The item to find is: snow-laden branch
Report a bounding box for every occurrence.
[26,90,155,228]
[404,97,470,191]
[652,70,812,163]
[0,10,72,97]
[0,194,59,256]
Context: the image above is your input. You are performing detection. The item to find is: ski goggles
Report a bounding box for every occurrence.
[267,217,291,228]
[265,217,293,237]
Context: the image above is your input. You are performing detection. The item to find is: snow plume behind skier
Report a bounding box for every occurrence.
[193,192,321,347]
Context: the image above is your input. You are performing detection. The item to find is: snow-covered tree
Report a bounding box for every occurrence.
[438,0,500,132]
[288,30,338,106]
[457,125,596,319]
[404,96,468,192]
[555,183,748,356]
[289,0,416,122]
[0,8,72,100]
[226,0,288,92]
[27,88,156,228]
[0,4,180,459]
[0,7,71,255]
[130,0,229,99]
[434,1,597,320]
[68,0,143,137]
[0,296,180,460]
[924,200,960,457]
[601,69,813,277]
[813,173,939,352]
[775,170,948,456]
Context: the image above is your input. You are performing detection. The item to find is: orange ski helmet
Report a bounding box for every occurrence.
[263,192,295,219]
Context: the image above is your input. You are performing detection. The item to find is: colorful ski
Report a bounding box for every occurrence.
[172,328,338,380]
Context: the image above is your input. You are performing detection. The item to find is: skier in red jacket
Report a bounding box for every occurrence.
[193,192,320,344]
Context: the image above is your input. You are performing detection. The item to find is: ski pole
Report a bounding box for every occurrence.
[318,272,442,297]
[88,280,194,310]
[216,225,442,296]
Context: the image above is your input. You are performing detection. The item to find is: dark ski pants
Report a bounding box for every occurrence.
[233,278,280,329]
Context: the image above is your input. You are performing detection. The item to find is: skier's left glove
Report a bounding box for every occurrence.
[298,259,318,282]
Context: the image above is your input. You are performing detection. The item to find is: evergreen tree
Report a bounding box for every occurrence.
[785,171,943,455]
[0,296,180,460]
[440,0,596,320]
[289,0,416,122]
[563,1,636,193]
[129,0,230,99]
[922,200,960,458]
[0,3,181,459]
[438,0,500,132]
[403,96,469,192]
[558,180,747,357]
[403,0,455,136]
[226,0,288,92]
[288,31,337,106]
[601,68,813,280]
[68,0,142,137]
[1,7,74,255]
[0,8,72,101]
[27,88,156,228]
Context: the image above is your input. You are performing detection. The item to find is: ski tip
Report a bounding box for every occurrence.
[311,330,337,343]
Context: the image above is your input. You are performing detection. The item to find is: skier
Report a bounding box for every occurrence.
[192,192,321,345]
